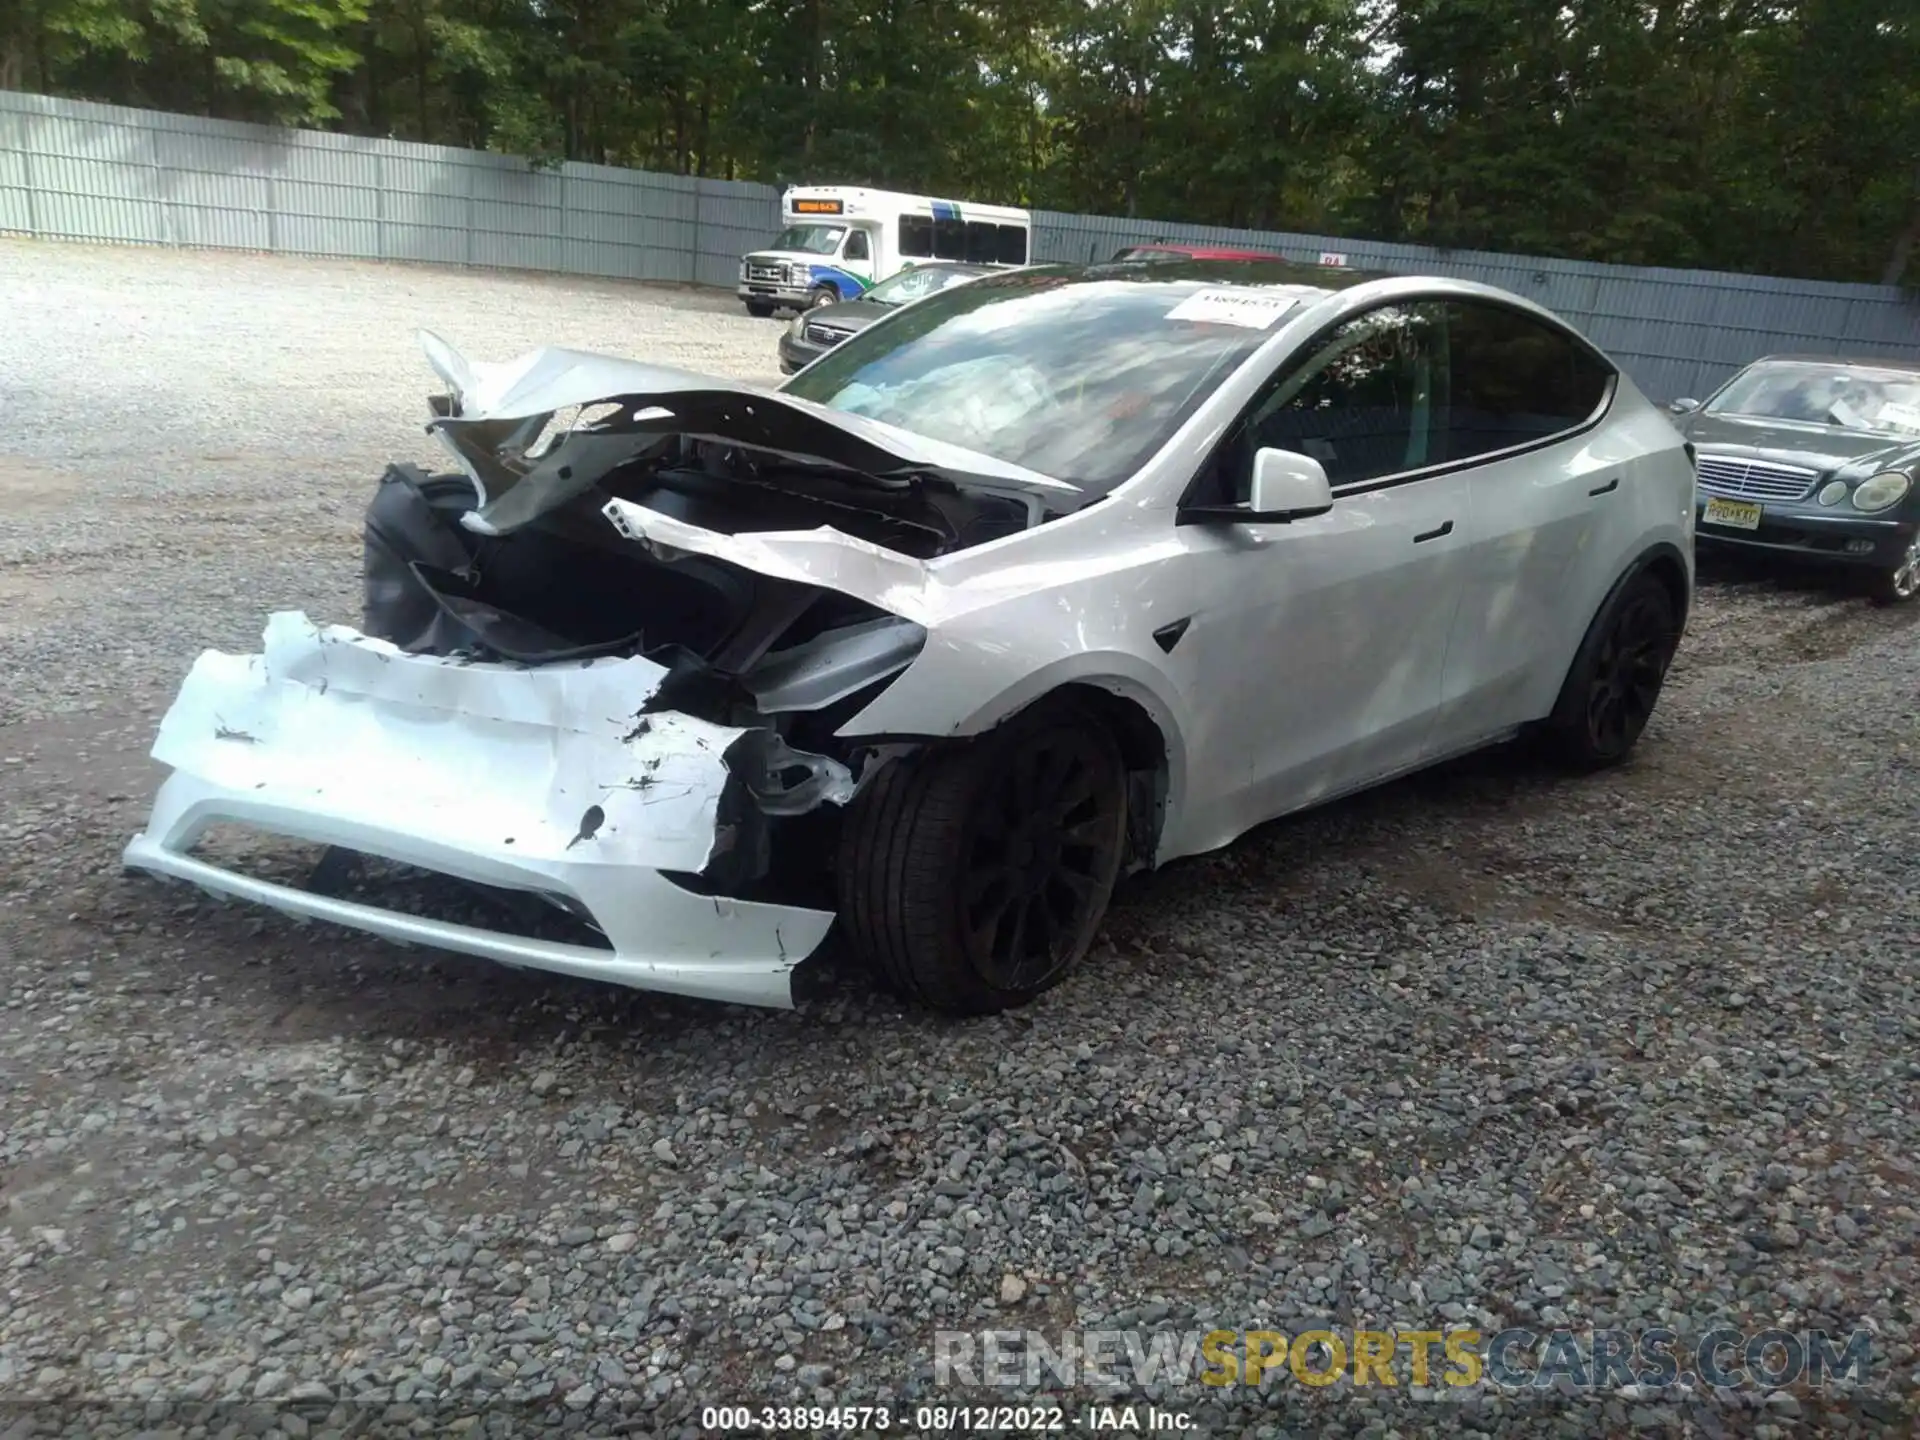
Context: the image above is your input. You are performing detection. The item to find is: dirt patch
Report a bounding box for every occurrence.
[0,452,90,513]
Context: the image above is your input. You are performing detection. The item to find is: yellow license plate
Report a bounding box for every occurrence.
[1703,497,1763,531]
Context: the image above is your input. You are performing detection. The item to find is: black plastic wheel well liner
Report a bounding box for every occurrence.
[1051,684,1171,867]
[1049,683,1169,776]
[1627,541,1692,635]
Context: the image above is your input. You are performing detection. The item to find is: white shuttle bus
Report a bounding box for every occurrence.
[737,186,1031,316]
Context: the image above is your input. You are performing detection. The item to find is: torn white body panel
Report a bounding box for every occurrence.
[423,334,1075,492]
[601,498,941,625]
[417,331,1076,537]
[123,613,836,1009]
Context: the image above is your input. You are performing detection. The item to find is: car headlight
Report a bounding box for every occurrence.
[1852,471,1912,513]
[789,312,809,336]
[1817,480,1847,506]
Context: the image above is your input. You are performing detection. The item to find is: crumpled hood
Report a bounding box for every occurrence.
[1683,410,1920,477]
[417,331,1078,535]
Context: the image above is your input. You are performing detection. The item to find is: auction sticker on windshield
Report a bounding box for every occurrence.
[1165,288,1304,329]
[1878,401,1920,433]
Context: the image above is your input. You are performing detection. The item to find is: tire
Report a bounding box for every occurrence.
[836,698,1128,1016]
[744,300,775,318]
[1540,567,1680,770]
[1866,528,1920,605]
[807,285,838,310]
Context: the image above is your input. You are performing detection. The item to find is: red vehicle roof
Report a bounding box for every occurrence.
[1113,244,1291,262]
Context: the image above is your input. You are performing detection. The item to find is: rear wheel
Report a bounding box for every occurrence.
[1866,529,1920,605]
[837,699,1128,1016]
[1541,568,1679,770]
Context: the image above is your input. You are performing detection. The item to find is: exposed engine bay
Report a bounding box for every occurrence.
[362,335,1082,899]
[120,334,1093,1007]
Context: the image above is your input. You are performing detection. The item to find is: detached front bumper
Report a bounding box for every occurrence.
[1695,500,1915,570]
[123,613,838,1009]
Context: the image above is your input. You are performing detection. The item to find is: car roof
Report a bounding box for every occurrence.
[888,261,994,277]
[1069,256,1392,293]
[1745,353,1920,374]
[1123,244,1288,258]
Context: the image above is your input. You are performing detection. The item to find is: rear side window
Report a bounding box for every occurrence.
[995,225,1028,265]
[1442,301,1613,462]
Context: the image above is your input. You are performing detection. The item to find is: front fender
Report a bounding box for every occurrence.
[836,639,1192,850]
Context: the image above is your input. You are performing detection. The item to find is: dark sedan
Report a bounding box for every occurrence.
[1673,355,1920,603]
[776,261,992,374]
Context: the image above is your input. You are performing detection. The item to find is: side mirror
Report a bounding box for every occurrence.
[1669,397,1700,415]
[1180,447,1335,526]
[1248,448,1334,518]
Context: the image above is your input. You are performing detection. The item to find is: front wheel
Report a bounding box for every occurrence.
[1540,568,1680,770]
[744,300,775,318]
[837,699,1128,1015]
[1866,529,1920,605]
[806,285,838,310]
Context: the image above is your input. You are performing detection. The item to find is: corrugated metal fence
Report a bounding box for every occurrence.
[0,89,771,290]
[5,88,1917,400]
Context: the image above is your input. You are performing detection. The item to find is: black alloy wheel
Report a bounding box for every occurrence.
[1543,569,1679,769]
[837,698,1129,1015]
[1584,586,1673,759]
[959,726,1127,994]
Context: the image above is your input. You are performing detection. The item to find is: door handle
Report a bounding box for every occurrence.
[1589,476,1620,497]
[1413,521,1454,543]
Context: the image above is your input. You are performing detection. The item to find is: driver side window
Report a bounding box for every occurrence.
[843,229,871,262]
[1236,304,1446,491]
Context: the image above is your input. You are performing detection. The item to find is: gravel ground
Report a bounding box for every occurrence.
[1,238,1917,1439]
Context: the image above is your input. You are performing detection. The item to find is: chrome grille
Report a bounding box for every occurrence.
[1694,455,1819,502]
[747,262,786,284]
[804,324,850,347]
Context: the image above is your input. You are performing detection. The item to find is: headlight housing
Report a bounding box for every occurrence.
[1817,480,1847,506]
[789,311,809,336]
[1852,471,1912,513]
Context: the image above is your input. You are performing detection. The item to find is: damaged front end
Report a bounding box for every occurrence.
[123,333,1074,1008]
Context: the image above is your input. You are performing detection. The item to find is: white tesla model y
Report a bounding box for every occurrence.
[125,260,1695,1015]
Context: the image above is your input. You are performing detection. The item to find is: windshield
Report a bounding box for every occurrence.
[771,224,846,256]
[780,269,1290,493]
[865,266,984,307]
[1707,362,1920,436]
